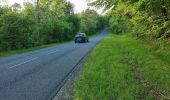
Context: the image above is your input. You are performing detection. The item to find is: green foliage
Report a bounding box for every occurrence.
[79,9,104,35]
[90,0,170,39]
[109,12,131,34]
[0,12,35,51]
[40,19,72,43]
[0,0,104,52]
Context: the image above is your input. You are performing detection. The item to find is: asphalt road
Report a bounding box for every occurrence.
[0,28,108,100]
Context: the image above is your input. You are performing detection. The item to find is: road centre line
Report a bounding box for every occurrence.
[8,50,59,69]
[9,57,38,69]
[46,50,58,55]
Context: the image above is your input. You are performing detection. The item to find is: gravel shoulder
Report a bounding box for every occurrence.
[52,55,87,100]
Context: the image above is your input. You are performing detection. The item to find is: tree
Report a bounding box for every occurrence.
[0,0,104,52]
[89,0,170,38]
[79,9,104,35]
[0,12,34,51]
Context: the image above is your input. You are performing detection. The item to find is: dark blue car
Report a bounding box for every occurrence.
[75,33,89,43]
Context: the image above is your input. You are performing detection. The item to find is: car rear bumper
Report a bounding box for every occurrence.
[75,37,86,43]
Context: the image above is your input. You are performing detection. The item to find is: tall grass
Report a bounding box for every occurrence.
[75,34,170,100]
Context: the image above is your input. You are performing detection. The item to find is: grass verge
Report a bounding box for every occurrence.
[0,41,68,58]
[75,33,170,100]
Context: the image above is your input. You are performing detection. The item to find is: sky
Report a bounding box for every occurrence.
[6,0,90,13]
[67,0,89,13]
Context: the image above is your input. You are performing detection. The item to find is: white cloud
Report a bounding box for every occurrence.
[67,0,89,13]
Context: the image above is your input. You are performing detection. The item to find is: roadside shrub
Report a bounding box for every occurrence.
[0,12,35,51]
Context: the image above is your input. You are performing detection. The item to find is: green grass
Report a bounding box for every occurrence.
[0,41,68,58]
[75,33,170,100]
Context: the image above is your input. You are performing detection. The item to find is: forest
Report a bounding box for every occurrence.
[90,0,170,40]
[0,0,104,52]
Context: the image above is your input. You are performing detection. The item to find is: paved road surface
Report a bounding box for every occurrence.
[0,28,108,100]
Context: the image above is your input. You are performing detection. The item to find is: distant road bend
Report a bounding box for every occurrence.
[0,28,108,100]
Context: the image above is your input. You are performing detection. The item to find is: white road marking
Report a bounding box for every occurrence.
[9,57,38,69]
[46,50,58,55]
[8,50,58,69]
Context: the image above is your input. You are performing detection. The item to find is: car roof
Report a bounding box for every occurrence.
[75,33,87,37]
[79,33,86,35]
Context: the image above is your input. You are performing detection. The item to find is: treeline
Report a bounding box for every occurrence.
[0,0,104,52]
[79,9,104,35]
[90,0,170,40]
